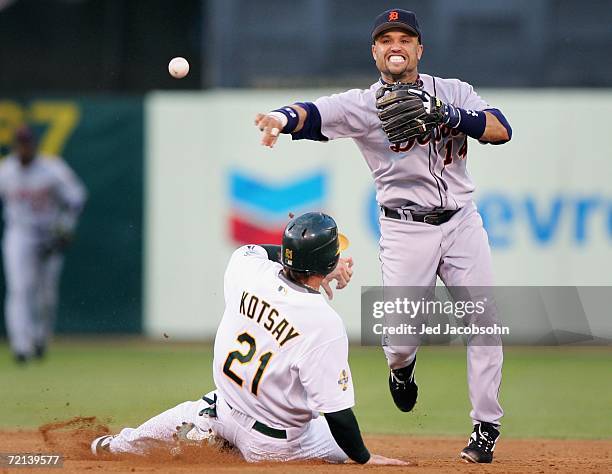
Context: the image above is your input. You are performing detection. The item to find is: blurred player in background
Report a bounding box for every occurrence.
[0,126,87,364]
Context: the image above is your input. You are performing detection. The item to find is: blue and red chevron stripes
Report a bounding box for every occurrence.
[229,170,326,245]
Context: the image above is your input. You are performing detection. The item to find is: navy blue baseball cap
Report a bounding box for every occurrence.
[371,9,421,43]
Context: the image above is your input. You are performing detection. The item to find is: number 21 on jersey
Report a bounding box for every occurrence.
[223,332,273,396]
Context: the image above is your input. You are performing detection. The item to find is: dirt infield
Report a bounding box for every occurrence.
[1,418,610,473]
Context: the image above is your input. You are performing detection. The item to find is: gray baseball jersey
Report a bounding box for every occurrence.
[315,74,489,211]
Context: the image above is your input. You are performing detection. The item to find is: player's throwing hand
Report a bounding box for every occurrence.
[254,113,283,148]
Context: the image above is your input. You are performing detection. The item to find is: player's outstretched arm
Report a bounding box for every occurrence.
[376,85,511,145]
[254,104,308,148]
[324,408,410,465]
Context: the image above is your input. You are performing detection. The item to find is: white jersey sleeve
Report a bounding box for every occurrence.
[49,158,87,211]
[447,79,490,111]
[295,322,355,413]
[314,88,376,140]
[46,157,87,232]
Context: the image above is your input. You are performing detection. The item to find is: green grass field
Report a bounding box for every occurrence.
[1,341,610,439]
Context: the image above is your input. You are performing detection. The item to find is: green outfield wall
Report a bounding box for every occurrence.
[0,97,144,334]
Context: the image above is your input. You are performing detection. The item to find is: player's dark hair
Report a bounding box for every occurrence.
[284,268,325,285]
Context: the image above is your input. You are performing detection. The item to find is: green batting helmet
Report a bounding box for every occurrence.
[281,212,349,275]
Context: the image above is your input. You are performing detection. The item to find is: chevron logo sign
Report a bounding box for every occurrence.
[229,170,327,245]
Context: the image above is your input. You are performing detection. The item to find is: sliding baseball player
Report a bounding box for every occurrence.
[92,212,408,466]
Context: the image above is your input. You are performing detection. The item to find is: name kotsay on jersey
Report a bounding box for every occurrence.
[240,291,300,346]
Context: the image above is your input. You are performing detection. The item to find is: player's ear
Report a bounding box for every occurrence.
[371,43,377,61]
[417,43,423,61]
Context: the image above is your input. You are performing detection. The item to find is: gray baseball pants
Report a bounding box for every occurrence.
[379,201,503,425]
[3,227,63,357]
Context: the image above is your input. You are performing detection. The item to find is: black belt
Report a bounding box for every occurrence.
[381,206,460,226]
[225,401,287,439]
[253,420,287,439]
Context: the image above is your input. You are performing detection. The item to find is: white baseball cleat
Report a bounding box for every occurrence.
[91,434,113,456]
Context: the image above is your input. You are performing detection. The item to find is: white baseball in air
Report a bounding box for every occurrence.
[168,57,189,79]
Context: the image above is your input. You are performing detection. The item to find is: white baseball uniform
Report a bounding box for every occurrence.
[0,154,86,358]
[312,74,504,425]
[103,245,354,463]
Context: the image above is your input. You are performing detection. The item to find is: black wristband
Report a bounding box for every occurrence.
[272,107,299,133]
[449,106,487,139]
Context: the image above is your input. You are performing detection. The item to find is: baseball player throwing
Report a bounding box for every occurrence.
[0,126,86,364]
[255,9,512,464]
[91,212,408,466]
